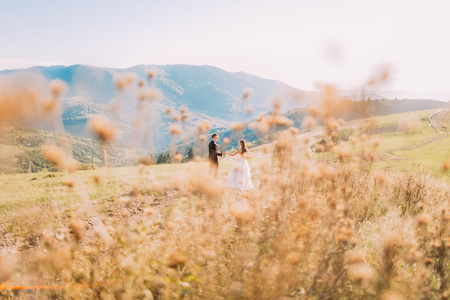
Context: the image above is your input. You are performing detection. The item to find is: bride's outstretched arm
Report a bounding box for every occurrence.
[228,149,241,156]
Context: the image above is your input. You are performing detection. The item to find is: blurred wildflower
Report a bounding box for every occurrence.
[87,115,116,143]
[301,116,317,129]
[170,124,182,135]
[167,252,187,268]
[229,201,254,223]
[242,87,254,100]
[146,68,158,80]
[174,153,183,162]
[232,122,245,132]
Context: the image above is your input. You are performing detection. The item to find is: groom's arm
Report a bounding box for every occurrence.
[215,143,223,156]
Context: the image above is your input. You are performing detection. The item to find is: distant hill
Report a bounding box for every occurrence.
[0,126,149,173]
[0,64,319,150]
[338,90,450,102]
[371,99,449,115]
[205,99,450,150]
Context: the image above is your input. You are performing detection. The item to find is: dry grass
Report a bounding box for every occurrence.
[0,72,449,299]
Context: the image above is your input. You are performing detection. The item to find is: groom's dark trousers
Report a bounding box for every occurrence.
[208,140,223,180]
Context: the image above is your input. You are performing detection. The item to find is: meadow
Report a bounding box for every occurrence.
[0,74,449,299]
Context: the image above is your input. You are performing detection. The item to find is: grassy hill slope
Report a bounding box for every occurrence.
[0,126,149,173]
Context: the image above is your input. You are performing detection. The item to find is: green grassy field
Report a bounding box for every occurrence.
[373,110,449,176]
[363,110,437,151]
[392,135,450,172]
[333,109,449,176]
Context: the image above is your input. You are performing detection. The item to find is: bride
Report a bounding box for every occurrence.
[225,139,254,190]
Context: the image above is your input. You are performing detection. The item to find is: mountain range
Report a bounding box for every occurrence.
[1,64,448,151]
[1,64,320,150]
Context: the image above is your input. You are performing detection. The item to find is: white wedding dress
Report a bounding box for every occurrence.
[226,152,254,190]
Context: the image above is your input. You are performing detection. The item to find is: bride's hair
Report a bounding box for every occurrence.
[240,139,248,154]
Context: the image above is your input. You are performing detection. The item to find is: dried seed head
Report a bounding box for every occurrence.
[289,127,299,135]
[146,87,162,101]
[167,252,187,268]
[272,97,281,111]
[286,252,300,264]
[93,173,103,184]
[0,73,49,123]
[336,204,345,211]
[66,158,79,173]
[242,87,254,100]
[333,142,350,161]
[417,213,431,226]
[307,106,322,118]
[41,98,58,112]
[174,153,183,162]
[245,104,254,114]
[432,240,442,248]
[248,121,257,131]
[170,124,182,135]
[349,264,375,284]
[336,233,349,242]
[43,143,66,168]
[379,67,390,82]
[146,68,158,80]
[229,201,254,223]
[374,171,387,185]
[63,176,75,187]
[49,79,68,97]
[442,159,450,171]
[144,206,157,216]
[258,120,270,134]
[232,122,245,131]
[347,250,367,264]
[301,115,317,129]
[70,219,84,242]
[87,115,116,142]
[115,74,135,90]
[371,137,381,148]
[274,116,294,127]
[181,113,189,123]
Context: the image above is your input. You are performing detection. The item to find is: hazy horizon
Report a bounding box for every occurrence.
[2,63,449,101]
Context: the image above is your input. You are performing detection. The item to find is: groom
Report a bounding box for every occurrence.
[209,133,225,180]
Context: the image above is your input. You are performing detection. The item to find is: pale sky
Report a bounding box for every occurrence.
[0,0,449,95]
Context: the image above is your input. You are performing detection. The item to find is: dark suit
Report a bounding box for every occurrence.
[209,140,223,179]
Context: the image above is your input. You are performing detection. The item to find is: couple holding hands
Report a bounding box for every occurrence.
[208,133,254,190]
